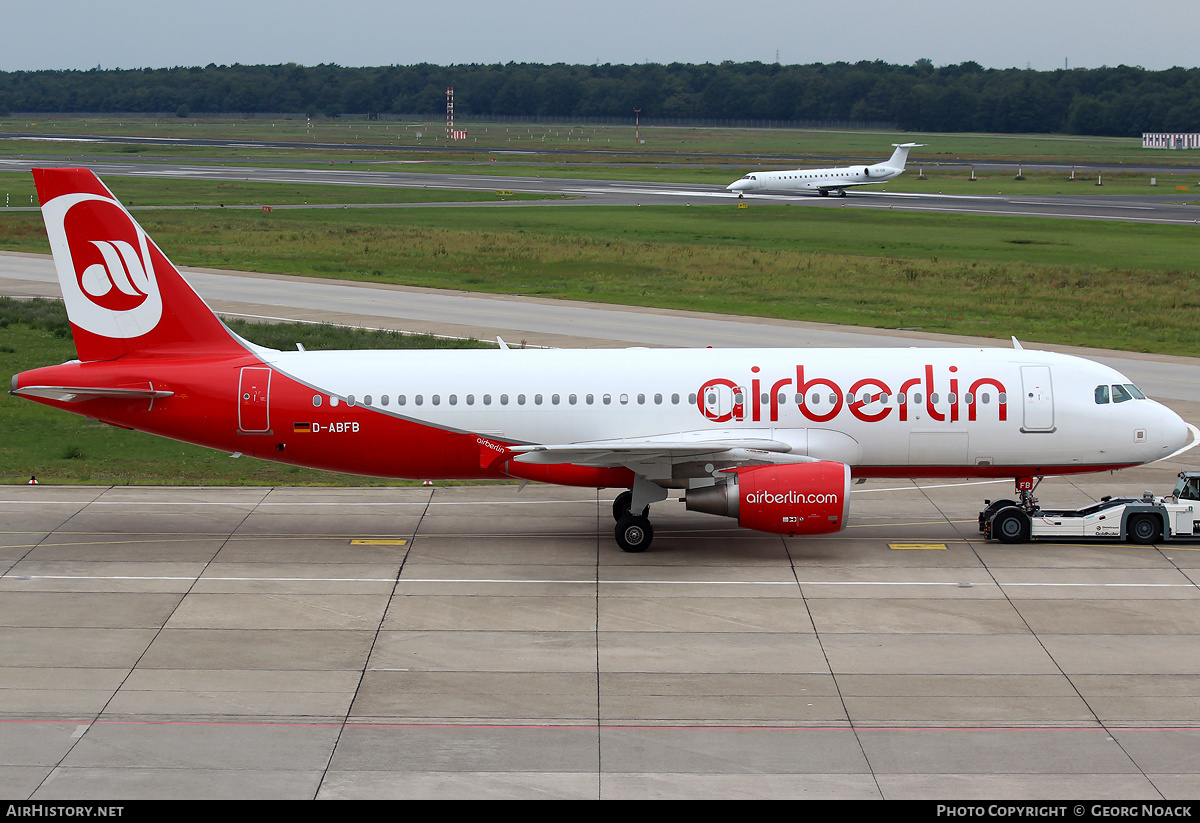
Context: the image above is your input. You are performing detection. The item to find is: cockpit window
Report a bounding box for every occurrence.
[1125,383,1146,399]
[1094,385,1109,404]
[1111,384,1133,403]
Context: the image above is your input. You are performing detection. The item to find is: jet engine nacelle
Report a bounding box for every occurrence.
[685,460,851,535]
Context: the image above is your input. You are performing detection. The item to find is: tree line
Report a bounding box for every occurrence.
[1,60,1197,137]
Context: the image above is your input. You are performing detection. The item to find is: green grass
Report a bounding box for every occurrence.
[2,116,1189,168]
[2,202,1199,354]
[0,298,494,485]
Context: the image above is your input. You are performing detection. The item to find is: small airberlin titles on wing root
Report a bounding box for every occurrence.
[697,364,1008,424]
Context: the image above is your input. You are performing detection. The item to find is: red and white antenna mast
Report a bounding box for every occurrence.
[446,87,454,139]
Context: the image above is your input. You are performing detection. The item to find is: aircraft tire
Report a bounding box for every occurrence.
[992,507,1031,544]
[615,514,654,553]
[613,490,632,521]
[612,490,648,522]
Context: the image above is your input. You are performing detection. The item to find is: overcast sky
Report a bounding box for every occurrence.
[4,0,1197,73]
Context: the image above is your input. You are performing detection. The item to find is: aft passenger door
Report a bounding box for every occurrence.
[238,366,272,433]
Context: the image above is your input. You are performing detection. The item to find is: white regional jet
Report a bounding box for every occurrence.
[728,143,923,197]
[11,168,1192,553]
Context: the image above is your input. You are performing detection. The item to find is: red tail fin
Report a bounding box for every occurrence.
[33,168,245,362]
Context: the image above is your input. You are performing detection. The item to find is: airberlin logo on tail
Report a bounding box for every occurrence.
[41,191,163,339]
[78,240,151,311]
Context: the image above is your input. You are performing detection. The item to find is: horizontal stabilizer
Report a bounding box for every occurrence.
[13,385,174,403]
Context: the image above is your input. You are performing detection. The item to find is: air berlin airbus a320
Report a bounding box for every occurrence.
[10,168,1192,551]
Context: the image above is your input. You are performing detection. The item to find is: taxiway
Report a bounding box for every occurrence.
[3,158,1200,225]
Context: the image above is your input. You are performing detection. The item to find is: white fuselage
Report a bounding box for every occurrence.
[728,161,902,195]
[260,344,1189,485]
[728,142,921,196]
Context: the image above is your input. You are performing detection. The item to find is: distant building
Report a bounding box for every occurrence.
[1143,133,1200,149]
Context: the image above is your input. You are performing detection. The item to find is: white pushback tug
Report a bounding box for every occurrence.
[982,471,1200,544]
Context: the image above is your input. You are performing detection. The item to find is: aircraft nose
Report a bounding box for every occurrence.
[727,181,745,192]
[1162,405,1192,456]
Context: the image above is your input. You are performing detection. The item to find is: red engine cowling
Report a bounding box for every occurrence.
[685,461,851,535]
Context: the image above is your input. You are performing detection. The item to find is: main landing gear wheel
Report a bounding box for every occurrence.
[612,490,648,522]
[615,513,654,553]
[992,507,1031,544]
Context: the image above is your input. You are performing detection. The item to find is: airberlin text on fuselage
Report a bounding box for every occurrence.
[698,364,1009,424]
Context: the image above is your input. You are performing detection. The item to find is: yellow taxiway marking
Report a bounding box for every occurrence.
[350,539,408,545]
[888,542,948,550]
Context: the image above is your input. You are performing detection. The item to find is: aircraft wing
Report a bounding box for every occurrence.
[508,435,813,468]
[820,180,874,190]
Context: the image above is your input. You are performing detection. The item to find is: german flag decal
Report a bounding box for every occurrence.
[293,422,312,433]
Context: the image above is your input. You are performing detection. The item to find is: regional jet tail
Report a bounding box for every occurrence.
[12,168,1190,555]
[727,142,924,198]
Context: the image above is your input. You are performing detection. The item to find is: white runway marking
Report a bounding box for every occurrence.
[3,573,1197,589]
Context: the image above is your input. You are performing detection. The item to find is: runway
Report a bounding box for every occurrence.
[3,157,1200,225]
[5,254,1200,798]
